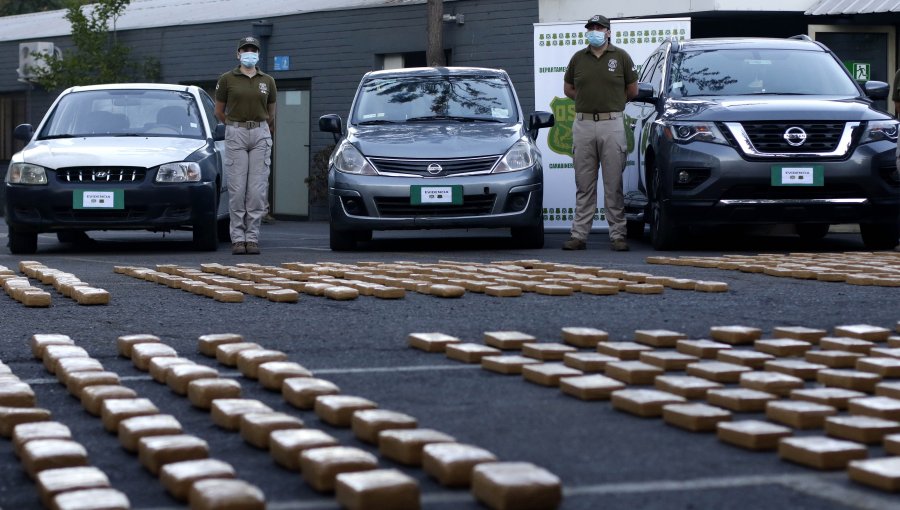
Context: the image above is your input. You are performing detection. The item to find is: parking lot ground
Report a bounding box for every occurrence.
[0,221,898,510]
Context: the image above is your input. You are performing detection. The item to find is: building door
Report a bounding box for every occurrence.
[273,89,310,217]
[810,25,895,114]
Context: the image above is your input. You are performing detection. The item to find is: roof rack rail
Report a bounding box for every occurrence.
[788,34,812,41]
[670,36,680,52]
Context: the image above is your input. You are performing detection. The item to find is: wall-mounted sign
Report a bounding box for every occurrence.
[273,56,290,71]
[845,61,870,82]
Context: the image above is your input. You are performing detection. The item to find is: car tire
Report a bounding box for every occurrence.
[626,219,645,239]
[511,220,545,249]
[796,223,829,242]
[330,224,357,251]
[56,230,92,244]
[9,228,37,254]
[860,222,900,250]
[192,215,218,251]
[649,167,681,251]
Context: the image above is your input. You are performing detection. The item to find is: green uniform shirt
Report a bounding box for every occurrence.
[564,45,638,113]
[215,66,277,122]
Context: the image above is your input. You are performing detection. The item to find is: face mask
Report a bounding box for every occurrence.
[587,30,607,47]
[240,52,259,67]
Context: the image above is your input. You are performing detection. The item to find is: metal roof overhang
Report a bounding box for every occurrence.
[805,0,900,15]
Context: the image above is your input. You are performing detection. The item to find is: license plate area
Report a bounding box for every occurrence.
[410,185,463,205]
[73,189,124,209]
[770,165,824,186]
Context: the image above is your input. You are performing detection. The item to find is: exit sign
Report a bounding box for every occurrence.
[844,61,870,82]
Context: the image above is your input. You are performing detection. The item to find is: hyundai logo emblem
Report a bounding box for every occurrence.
[96,171,108,179]
[783,126,807,147]
[426,163,443,175]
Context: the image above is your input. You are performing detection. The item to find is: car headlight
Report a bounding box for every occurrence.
[860,120,899,144]
[331,141,376,175]
[663,121,729,145]
[493,138,537,173]
[5,162,48,185]
[156,162,201,183]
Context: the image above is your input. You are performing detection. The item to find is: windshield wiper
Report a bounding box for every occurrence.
[40,134,76,139]
[114,133,147,137]
[406,115,503,123]
[356,119,399,125]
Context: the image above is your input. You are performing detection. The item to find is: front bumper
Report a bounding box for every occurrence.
[4,179,217,233]
[329,165,543,231]
[658,141,900,225]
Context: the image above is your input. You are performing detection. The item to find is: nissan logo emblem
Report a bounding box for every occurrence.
[783,126,807,147]
[427,163,443,175]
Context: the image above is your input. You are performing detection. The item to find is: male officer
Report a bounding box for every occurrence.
[562,14,638,251]
[215,36,277,255]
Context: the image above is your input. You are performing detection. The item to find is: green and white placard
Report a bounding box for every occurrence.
[73,189,124,209]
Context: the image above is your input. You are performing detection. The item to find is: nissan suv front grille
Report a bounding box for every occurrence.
[723,121,857,158]
[57,167,146,183]
[368,156,500,177]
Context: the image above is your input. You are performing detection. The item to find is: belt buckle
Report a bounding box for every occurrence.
[592,113,601,122]
[247,121,258,129]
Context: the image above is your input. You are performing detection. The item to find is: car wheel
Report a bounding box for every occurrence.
[860,222,900,250]
[796,223,829,242]
[192,214,218,251]
[649,167,680,250]
[330,223,357,251]
[511,220,545,249]
[9,228,37,254]
[56,230,92,244]
[626,219,645,239]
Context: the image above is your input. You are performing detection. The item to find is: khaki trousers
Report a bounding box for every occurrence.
[225,124,272,244]
[570,115,627,241]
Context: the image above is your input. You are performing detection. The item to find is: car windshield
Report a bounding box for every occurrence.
[668,49,861,97]
[38,89,205,139]
[352,75,517,124]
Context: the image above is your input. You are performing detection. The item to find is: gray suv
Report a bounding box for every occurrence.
[623,36,900,249]
[319,67,553,251]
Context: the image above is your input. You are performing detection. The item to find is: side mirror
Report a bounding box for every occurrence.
[528,111,555,140]
[319,114,343,143]
[863,80,889,100]
[13,124,33,142]
[213,123,226,141]
[634,82,656,104]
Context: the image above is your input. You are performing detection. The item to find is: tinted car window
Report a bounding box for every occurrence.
[39,89,205,138]
[668,49,860,97]
[352,75,518,123]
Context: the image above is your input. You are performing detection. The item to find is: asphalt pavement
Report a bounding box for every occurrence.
[0,221,898,510]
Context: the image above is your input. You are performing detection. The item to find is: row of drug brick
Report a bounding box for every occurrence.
[195,332,563,510]
[0,345,130,510]
[646,251,900,287]
[408,326,900,493]
[34,333,267,509]
[0,261,110,306]
[121,333,419,509]
[224,259,728,296]
[274,258,720,292]
[173,263,408,300]
[115,265,378,303]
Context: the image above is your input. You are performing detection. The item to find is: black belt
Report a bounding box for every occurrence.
[229,121,263,128]
[576,112,620,121]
